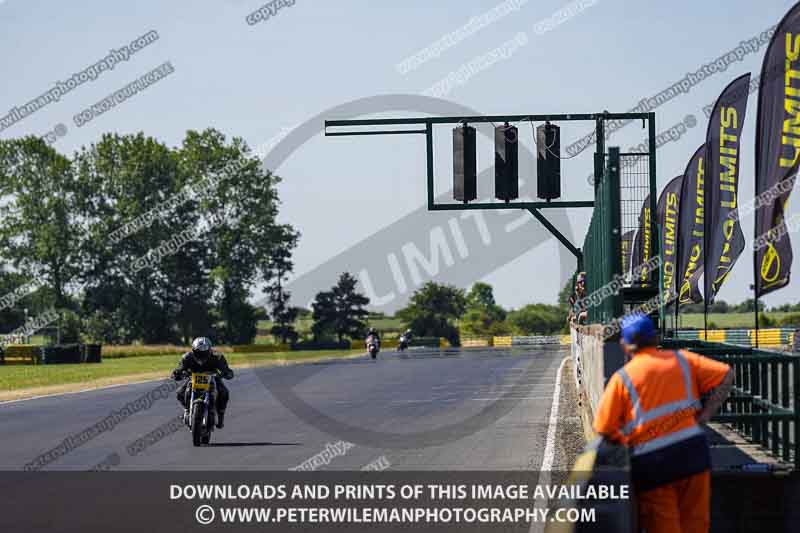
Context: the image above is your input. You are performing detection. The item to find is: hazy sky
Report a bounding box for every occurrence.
[1,0,799,311]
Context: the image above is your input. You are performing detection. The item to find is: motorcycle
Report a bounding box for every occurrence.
[183,371,218,446]
[366,335,380,359]
[398,334,410,352]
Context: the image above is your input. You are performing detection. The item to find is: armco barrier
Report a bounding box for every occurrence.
[461,337,491,348]
[83,344,102,363]
[677,328,795,348]
[290,341,352,351]
[41,344,83,364]
[231,344,290,353]
[410,337,443,348]
[493,336,513,347]
[1,344,103,365]
[512,335,563,346]
[1,344,42,365]
[483,335,571,347]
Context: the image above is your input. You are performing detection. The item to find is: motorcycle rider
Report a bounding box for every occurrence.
[400,328,412,347]
[366,327,381,348]
[172,337,234,429]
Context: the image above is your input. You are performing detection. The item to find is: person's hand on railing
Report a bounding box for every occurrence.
[696,368,735,425]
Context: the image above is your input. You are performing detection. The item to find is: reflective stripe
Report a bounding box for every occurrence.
[631,424,705,456]
[617,368,642,431]
[618,350,698,436]
[674,350,696,401]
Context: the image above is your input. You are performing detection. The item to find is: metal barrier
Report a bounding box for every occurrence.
[663,339,800,469]
[461,337,491,348]
[677,328,796,348]
[512,335,563,346]
[582,148,623,324]
[486,335,572,347]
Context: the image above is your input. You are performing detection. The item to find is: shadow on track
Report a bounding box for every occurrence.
[206,442,300,447]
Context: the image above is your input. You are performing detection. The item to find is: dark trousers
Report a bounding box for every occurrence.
[176,379,230,412]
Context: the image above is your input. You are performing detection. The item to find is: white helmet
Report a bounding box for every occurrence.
[191,337,212,359]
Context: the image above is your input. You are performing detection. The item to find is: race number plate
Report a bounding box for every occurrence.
[191,373,211,391]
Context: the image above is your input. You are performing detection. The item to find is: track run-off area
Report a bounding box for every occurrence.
[0,346,583,472]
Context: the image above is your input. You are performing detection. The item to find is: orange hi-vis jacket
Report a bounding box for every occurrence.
[593,347,731,491]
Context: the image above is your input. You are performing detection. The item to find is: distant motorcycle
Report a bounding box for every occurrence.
[366,335,380,359]
[181,371,218,446]
[398,334,410,352]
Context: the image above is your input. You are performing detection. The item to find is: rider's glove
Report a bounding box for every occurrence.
[171,369,183,381]
[223,369,234,380]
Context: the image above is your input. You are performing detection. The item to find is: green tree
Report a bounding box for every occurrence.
[466,282,506,320]
[731,299,765,313]
[0,269,29,335]
[266,279,300,345]
[709,300,730,313]
[772,302,800,313]
[82,308,133,344]
[461,282,508,336]
[558,276,575,309]
[311,273,369,343]
[396,282,466,346]
[1,129,297,345]
[461,307,513,337]
[70,129,298,344]
[74,132,185,343]
[181,129,295,345]
[262,228,300,344]
[507,303,565,335]
[780,313,800,327]
[311,290,336,342]
[0,137,82,310]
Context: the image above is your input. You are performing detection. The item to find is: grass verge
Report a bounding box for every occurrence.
[678,312,794,329]
[0,349,363,401]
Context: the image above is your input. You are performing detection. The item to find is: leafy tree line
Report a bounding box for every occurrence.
[0,130,298,345]
[301,275,800,344]
[303,280,569,347]
[303,278,569,348]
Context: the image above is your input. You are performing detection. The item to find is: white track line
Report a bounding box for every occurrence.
[529,355,569,533]
[0,376,165,405]
[540,355,568,472]
[529,356,570,533]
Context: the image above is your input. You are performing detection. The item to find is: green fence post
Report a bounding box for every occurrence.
[793,358,799,469]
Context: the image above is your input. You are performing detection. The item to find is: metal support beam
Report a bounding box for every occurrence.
[527,208,583,265]
[325,129,426,136]
[426,122,434,210]
[432,201,593,211]
[325,112,655,131]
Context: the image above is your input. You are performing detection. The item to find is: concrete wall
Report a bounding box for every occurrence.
[570,325,626,440]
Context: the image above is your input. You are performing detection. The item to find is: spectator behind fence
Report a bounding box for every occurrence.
[574,272,588,325]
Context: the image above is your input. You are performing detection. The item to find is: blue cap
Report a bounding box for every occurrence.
[620,313,656,344]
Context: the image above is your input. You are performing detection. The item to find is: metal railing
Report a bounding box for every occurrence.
[582,147,623,324]
[663,339,800,469]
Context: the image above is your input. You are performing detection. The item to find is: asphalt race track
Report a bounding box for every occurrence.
[0,346,571,472]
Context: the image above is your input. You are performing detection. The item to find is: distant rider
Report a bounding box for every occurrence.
[171,337,234,429]
[366,327,381,348]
